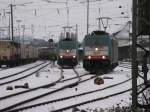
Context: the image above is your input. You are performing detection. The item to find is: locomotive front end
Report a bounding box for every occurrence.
[83,31,113,73]
[57,37,78,68]
[58,49,78,67]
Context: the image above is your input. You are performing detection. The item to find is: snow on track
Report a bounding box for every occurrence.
[12,66,133,112]
[0,61,43,78]
[0,68,82,111]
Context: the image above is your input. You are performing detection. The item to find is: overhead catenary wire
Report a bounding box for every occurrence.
[0,0,132,42]
[0,0,129,25]
[12,2,85,23]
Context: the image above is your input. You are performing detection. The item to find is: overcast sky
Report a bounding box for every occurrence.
[0,0,132,41]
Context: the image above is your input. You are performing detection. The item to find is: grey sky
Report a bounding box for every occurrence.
[0,0,132,41]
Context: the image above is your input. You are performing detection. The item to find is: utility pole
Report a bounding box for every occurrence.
[131,0,150,111]
[21,25,25,42]
[132,0,138,111]
[16,20,21,41]
[149,35,150,63]
[97,18,101,31]
[16,19,22,61]
[75,24,78,41]
[10,4,14,60]
[62,26,72,38]
[21,25,25,61]
[87,0,89,35]
[128,21,132,60]
[6,12,11,39]
[31,24,34,43]
[31,24,34,38]
[10,4,14,42]
[97,7,101,31]
[66,0,69,27]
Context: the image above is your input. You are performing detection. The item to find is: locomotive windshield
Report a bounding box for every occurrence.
[58,41,77,49]
[91,31,108,35]
[84,35,110,47]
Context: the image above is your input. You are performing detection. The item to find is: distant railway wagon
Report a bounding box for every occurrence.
[82,31,118,73]
[0,40,19,66]
[0,40,39,67]
[21,44,39,63]
[38,47,57,61]
[57,33,78,67]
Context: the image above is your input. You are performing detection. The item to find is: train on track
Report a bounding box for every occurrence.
[57,31,78,68]
[0,40,39,67]
[82,31,118,73]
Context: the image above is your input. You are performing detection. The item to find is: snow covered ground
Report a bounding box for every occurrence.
[0,61,43,78]
[0,62,149,112]
[17,66,132,112]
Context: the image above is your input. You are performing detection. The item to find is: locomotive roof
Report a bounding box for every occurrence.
[91,31,109,35]
[85,30,115,40]
[62,37,73,41]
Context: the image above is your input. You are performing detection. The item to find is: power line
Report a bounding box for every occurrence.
[1,1,85,24]
[16,2,84,22]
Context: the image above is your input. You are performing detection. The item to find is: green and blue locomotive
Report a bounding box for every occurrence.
[82,31,118,72]
[57,32,78,67]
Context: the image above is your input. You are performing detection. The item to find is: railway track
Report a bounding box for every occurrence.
[118,61,150,70]
[0,67,134,112]
[0,68,92,112]
[118,62,131,69]
[52,88,132,112]
[8,77,132,112]
[0,69,63,101]
[0,68,88,101]
[0,67,9,71]
[0,61,42,72]
[118,65,131,69]
[52,84,144,112]
[0,62,50,86]
[0,69,89,101]
[0,61,46,80]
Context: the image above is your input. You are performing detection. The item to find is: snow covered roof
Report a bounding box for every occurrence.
[118,42,132,47]
[112,21,132,39]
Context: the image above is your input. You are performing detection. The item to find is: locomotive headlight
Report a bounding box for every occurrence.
[60,55,63,58]
[67,50,69,53]
[88,56,91,59]
[102,55,106,59]
[73,55,76,58]
[95,48,98,51]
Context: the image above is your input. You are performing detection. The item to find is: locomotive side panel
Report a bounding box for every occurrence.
[112,39,118,65]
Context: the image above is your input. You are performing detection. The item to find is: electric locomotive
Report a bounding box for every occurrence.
[83,31,118,73]
[57,32,78,67]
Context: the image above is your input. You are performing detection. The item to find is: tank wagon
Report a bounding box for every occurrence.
[57,32,78,68]
[82,31,118,73]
